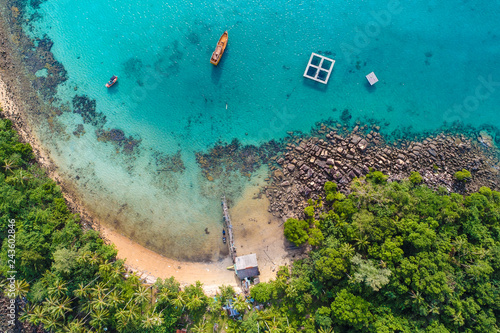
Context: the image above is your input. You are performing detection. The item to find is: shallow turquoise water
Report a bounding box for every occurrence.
[17,0,500,260]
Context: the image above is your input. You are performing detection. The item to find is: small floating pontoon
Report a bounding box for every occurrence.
[366,72,378,85]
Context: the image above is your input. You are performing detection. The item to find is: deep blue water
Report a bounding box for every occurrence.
[15,0,500,259]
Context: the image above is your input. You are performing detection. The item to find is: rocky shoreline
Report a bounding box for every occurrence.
[265,126,500,219]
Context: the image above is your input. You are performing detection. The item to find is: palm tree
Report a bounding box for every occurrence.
[127,272,142,289]
[2,158,17,172]
[141,310,164,329]
[115,309,133,332]
[452,311,465,326]
[339,243,355,258]
[89,253,102,266]
[427,303,440,316]
[318,328,334,333]
[91,294,108,311]
[42,314,62,332]
[107,289,123,309]
[115,306,139,332]
[89,308,109,330]
[285,284,298,300]
[44,295,58,308]
[63,318,86,333]
[77,251,92,264]
[190,320,207,333]
[355,235,370,252]
[12,279,30,298]
[126,303,141,321]
[109,263,125,281]
[263,316,286,333]
[99,260,113,274]
[186,294,204,312]
[410,290,428,316]
[171,293,186,309]
[156,288,172,305]
[48,296,72,320]
[80,298,94,315]
[13,169,30,187]
[134,285,151,307]
[231,294,247,313]
[21,303,44,326]
[73,283,89,299]
[48,279,68,297]
[91,282,109,298]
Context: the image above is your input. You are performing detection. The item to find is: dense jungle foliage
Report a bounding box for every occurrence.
[1,117,499,332]
[279,178,500,332]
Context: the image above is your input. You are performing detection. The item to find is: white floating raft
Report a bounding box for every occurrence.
[303,53,335,84]
[366,72,379,85]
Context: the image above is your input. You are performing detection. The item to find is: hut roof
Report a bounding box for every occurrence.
[235,254,258,271]
[236,267,260,279]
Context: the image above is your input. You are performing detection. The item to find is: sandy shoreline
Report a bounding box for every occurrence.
[103,183,294,293]
[0,12,292,294]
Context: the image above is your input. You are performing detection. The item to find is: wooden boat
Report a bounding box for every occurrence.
[210,31,228,66]
[105,75,118,88]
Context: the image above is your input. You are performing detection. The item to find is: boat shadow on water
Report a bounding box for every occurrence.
[107,82,120,95]
[210,54,227,85]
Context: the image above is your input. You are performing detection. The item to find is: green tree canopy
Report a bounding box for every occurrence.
[284,218,309,246]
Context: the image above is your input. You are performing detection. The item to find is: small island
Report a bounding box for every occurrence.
[1,0,500,332]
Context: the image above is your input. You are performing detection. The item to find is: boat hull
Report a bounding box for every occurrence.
[210,31,228,66]
[106,76,118,88]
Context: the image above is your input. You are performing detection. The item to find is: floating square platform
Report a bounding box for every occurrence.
[366,72,378,85]
[303,53,335,84]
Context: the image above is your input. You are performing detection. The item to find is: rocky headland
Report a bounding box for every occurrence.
[265,125,500,219]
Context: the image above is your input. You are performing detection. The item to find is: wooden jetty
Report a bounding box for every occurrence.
[221,196,237,263]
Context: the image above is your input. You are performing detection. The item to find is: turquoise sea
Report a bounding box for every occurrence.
[9,0,500,260]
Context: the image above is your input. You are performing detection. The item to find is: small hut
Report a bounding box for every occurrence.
[234,254,260,279]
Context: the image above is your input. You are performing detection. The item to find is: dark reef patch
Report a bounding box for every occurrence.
[340,109,352,123]
[2,1,145,159]
[122,57,144,78]
[9,7,68,100]
[72,95,106,128]
[196,139,284,180]
[96,128,142,155]
[29,0,46,10]
[154,150,185,173]
[187,31,200,45]
[317,50,335,57]
[154,40,183,77]
[73,124,85,137]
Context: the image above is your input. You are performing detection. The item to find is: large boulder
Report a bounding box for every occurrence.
[351,134,362,145]
[358,139,369,151]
